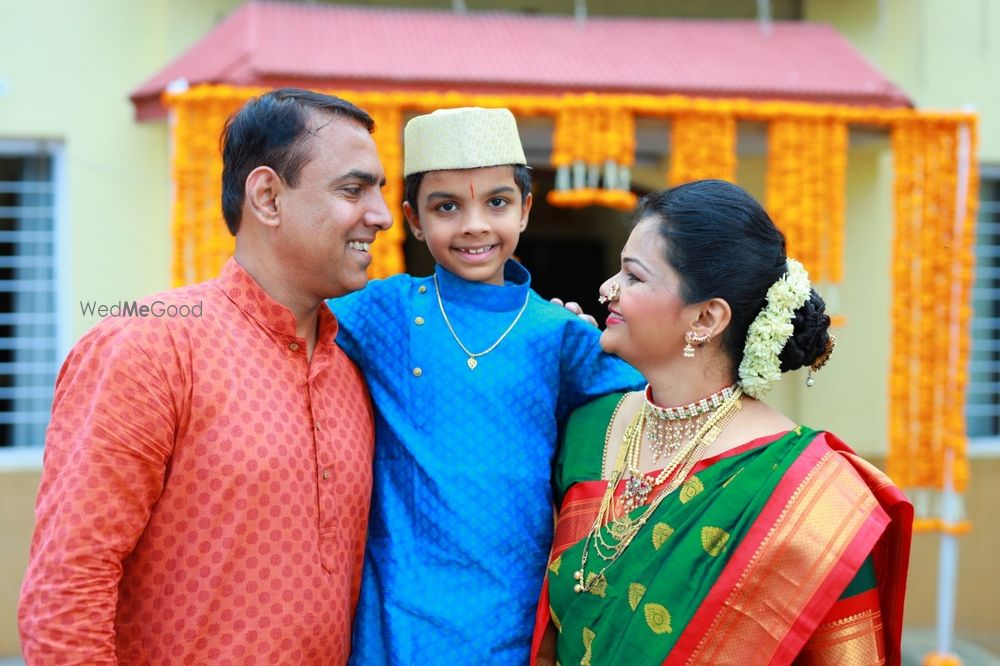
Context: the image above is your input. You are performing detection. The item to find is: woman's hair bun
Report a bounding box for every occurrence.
[778,289,831,373]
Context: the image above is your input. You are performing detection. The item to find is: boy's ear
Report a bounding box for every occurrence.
[402,201,425,241]
[245,166,281,228]
[518,192,532,232]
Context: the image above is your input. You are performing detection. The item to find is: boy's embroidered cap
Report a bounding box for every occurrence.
[403,107,527,177]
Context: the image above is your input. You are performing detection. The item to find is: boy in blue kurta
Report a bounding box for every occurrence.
[330,107,641,664]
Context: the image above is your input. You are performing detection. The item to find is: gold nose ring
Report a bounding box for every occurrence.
[598,282,620,304]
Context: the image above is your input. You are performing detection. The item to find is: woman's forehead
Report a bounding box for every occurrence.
[625,218,665,252]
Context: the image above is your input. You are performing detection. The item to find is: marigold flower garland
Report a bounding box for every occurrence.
[365,103,406,278]
[667,111,736,185]
[168,87,245,285]
[547,100,637,210]
[765,117,848,285]
[887,116,978,531]
[169,100,196,287]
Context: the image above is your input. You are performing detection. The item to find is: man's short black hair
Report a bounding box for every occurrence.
[220,88,375,235]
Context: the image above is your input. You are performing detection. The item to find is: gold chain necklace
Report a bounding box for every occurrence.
[573,387,743,593]
[433,274,531,370]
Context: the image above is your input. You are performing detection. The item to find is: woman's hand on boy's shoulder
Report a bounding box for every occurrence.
[549,297,598,328]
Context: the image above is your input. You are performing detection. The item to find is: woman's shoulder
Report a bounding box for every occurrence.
[555,391,634,493]
[702,397,799,459]
[567,391,631,430]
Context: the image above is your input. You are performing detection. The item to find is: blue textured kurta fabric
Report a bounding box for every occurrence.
[329,260,641,665]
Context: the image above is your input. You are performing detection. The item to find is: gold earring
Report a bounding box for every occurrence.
[683,331,711,358]
[598,282,620,305]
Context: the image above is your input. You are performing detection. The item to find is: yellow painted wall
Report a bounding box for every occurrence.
[0,465,41,657]
[806,0,1000,162]
[884,456,1000,651]
[0,0,242,342]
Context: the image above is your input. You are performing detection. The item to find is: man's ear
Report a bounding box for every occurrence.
[245,166,282,228]
[403,201,424,241]
[519,192,532,232]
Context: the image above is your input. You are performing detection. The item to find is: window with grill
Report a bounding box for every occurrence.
[0,142,62,447]
[968,167,1000,444]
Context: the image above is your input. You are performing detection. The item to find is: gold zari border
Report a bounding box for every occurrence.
[687,452,879,664]
[796,608,885,665]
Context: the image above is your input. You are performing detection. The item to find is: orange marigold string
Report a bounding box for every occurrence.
[546,100,636,210]
[951,119,978,492]
[888,119,918,490]
[668,112,736,185]
[765,117,848,285]
[367,103,405,279]
[888,117,978,533]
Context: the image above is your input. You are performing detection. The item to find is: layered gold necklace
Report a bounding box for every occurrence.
[573,386,744,593]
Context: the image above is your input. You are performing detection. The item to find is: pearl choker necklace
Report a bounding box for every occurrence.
[644,383,738,421]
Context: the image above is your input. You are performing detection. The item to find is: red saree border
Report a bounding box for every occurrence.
[666,433,901,666]
[694,430,792,470]
[828,434,913,666]
[768,485,888,665]
[827,586,882,623]
[549,492,604,561]
[665,435,832,661]
[797,588,886,665]
[531,578,553,665]
[532,482,608,664]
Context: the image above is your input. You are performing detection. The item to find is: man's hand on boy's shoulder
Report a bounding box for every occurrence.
[549,297,598,328]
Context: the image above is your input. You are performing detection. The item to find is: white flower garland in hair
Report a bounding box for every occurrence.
[738,258,812,399]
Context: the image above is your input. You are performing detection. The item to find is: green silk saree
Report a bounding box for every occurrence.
[531,392,912,666]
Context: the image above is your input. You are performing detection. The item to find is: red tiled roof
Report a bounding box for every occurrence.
[130,0,911,120]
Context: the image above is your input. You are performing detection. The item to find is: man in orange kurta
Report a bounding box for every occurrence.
[18,88,393,664]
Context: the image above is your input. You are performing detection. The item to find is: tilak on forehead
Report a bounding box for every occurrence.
[403,107,527,177]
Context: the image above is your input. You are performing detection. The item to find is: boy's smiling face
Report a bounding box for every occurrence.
[404,166,531,285]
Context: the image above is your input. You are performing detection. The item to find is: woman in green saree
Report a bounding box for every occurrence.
[531,181,912,666]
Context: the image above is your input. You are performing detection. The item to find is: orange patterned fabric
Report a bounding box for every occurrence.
[19,259,374,664]
[685,450,884,665]
[549,495,605,562]
[797,589,886,665]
